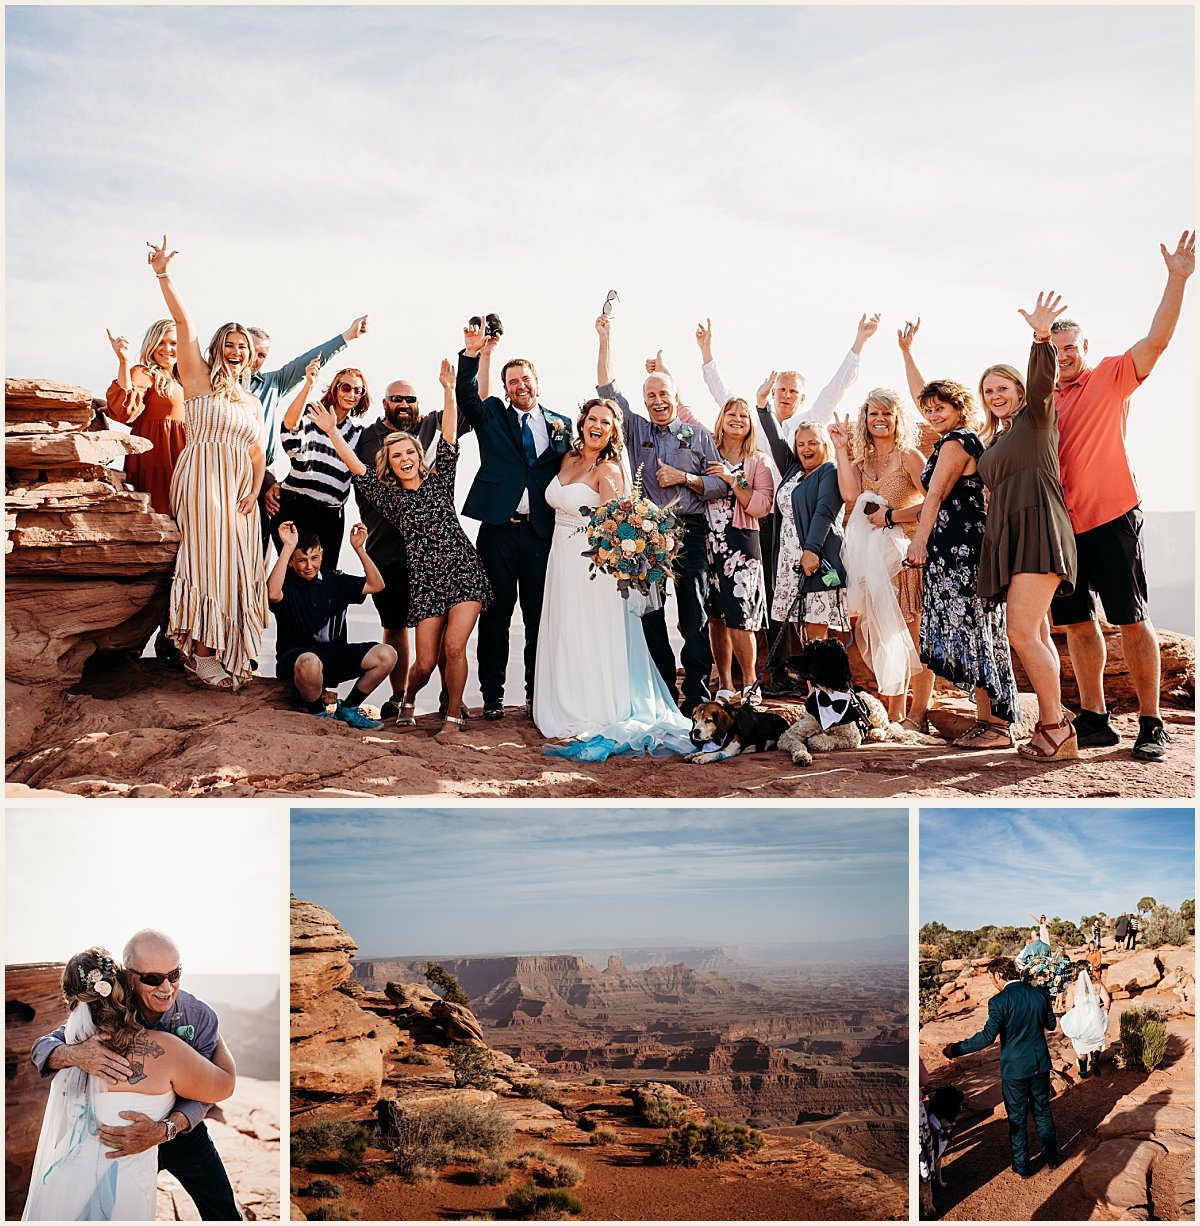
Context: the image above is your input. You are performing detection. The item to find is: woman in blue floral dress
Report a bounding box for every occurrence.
[905,379,1019,749]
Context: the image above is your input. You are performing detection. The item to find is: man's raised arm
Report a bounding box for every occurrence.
[1130,230,1195,380]
[258,314,367,399]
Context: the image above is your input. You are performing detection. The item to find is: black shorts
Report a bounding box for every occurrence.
[1050,507,1149,627]
[370,562,411,632]
[278,641,376,692]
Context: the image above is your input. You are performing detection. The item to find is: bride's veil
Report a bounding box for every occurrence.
[21,1002,111,1221]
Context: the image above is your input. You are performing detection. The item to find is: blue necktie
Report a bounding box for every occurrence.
[521,412,537,465]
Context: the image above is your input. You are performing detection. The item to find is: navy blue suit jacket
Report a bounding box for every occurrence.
[950,979,1056,1080]
[455,351,572,539]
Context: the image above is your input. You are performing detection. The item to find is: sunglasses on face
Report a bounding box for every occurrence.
[385,395,418,404]
[337,383,364,396]
[602,290,620,317]
[130,966,182,986]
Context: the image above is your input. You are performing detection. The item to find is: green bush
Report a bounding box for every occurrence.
[425,962,471,1006]
[505,1178,585,1219]
[918,986,943,1025]
[450,1043,497,1091]
[1120,1007,1169,1073]
[1180,899,1195,928]
[401,1050,437,1065]
[512,1148,555,1169]
[588,1127,618,1146]
[336,1125,373,1173]
[308,1205,361,1221]
[292,1119,364,1160]
[387,1100,513,1180]
[302,1179,342,1198]
[652,1117,764,1166]
[536,1159,583,1188]
[1142,904,1192,949]
[590,1076,606,1086]
[631,1086,688,1128]
[468,1158,512,1186]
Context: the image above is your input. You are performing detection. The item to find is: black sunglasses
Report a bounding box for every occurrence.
[385,394,418,404]
[129,966,182,986]
[601,289,620,317]
[336,382,364,396]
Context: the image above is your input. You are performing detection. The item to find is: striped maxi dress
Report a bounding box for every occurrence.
[167,393,268,683]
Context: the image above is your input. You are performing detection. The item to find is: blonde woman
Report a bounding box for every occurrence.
[103,319,186,515]
[148,236,268,690]
[829,390,934,728]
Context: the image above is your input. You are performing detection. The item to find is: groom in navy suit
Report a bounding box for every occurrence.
[943,956,1061,1178]
[457,320,573,719]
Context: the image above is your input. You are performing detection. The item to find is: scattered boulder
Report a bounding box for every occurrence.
[1105,951,1164,994]
[1078,1136,1166,1220]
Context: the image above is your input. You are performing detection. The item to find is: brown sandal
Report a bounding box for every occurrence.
[1017,714,1079,762]
[952,720,1014,751]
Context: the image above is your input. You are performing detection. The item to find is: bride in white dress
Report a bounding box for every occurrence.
[22,948,236,1222]
[535,399,691,758]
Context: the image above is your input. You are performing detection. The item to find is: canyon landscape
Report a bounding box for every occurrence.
[292,898,907,1221]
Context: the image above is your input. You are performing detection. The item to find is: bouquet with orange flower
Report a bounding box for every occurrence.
[580,465,681,604]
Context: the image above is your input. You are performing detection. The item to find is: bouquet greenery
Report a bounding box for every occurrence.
[581,465,681,599]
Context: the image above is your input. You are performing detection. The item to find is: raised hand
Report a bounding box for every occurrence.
[343,314,369,342]
[307,402,339,435]
[303,356,322,384]
[595,313,611,338]
[897,317,921,351]
[106,328,130,363]
[349,522,368,550]
[855,312,881,349]
[438,357,456,390]
[1018,290,1068,336]
[645,349,671,377]
[695,317,714,358]
[145,234,177,276]
[464,313,487,357]
[756,370,777,408]
[1160,229,1197,280]
[827,411,852,451]
[278,520,299,549]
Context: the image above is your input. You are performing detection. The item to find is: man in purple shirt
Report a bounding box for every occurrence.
[31,929,240,1220]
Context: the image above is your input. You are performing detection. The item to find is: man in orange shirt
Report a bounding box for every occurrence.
[1049,231,1195,762]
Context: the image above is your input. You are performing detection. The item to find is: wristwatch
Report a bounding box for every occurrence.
[163,1119,178,1143]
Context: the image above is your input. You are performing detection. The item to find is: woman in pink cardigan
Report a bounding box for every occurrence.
[702,397,775,697]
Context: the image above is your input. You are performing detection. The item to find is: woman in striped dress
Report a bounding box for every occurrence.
[148,235,268,690]
[269,358,369,564]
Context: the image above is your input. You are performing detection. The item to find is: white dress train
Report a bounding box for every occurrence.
[1058,970,1109,1057]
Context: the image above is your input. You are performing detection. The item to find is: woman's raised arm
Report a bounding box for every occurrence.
[147,236,206,388]
[438,358,459,446]
[308,402,368,475]
[283,358,322,432]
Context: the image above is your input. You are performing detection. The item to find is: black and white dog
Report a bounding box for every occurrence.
[776,639,942,767]
[684,696,791,764]
[920,1085,965,1216]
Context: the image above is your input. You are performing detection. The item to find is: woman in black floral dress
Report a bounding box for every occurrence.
[904,379,1019,750]
[311,358,491,739]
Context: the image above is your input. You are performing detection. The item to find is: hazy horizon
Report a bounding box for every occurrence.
[920,808,1195,930]
[292,807,907,954]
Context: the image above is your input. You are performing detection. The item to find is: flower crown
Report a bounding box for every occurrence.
[84,954,119,999]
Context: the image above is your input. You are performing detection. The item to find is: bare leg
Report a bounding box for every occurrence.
[1119,620,1161,719]
[440,602,483,724]
[906,614,935,725]
[357,643,399,699]
[292,653,325,703]
[383,627,410,700]
[805,622,830,641]
[729,627,757,693]
[709,618,733,693]
[1064,619,1107,712]
[405,615,447,708]
[1005,573,1065,724]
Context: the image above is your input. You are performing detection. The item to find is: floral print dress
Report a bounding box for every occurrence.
[704,461,767,631]
[918,428,1018,724]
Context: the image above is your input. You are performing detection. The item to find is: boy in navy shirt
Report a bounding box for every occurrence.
[268,520,396,728]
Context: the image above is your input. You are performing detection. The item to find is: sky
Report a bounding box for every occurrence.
[4,807,282,972]
[5,5,1195,512]
[919,807,1196,929]
[290,806,908,955]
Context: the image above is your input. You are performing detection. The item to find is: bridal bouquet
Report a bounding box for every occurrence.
[581,466,681,601]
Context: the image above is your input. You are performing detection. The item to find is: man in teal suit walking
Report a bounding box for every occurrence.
[942,956,1061,1178]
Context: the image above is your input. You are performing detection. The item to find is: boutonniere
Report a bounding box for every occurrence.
[677,424,694,447]
[174,1024,195,1042]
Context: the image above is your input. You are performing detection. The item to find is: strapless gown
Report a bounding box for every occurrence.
[535,477,691,760]
[22,1087,175,1221]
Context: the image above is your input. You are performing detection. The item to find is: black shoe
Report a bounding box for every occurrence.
[1077,1057,1089,1079]
[380,697,403,722]
[482,705,504,721]
[1090,1051,1101,1077]
[1072,708,1120,748]
[1013,1166,1034,1179]
[760,674,799,697]
[1131,717,1169,762]
[1044,1153,1062,1170]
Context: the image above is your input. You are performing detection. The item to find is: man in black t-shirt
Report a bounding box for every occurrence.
[267,521,396,729]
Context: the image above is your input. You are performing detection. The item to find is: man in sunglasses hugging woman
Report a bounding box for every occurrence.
[30,928,241,1220]
[268,360,373,566]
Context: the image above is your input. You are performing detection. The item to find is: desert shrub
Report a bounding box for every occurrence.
[308,1205,361,1221]
[652,1117,764,1166]
[468,1158,512,1186]
[302,1179,343,1198]
[918,986,943,1025]
[336,1125,372,1173]
[292,1119,364,1160]
[588,1127,618,1146]
[631,1086,687,1128]
[425,961,471,1006]
[1142,904,1192,949]
[450,1043,497,1091]
[1180,899,1195,928]
[512,1148,555,1169]
[1120,1007,1169,1073]
[590,1076,605,1086]
[540,1159,584,1189]
[401,1050,437,1065]
[505,1179,585,1219]
[387,1099,514,1180]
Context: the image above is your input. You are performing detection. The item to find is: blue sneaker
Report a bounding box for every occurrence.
[334,701,383,730]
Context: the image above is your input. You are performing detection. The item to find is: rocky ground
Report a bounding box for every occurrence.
[920,942,1195,1221]
[290,898,907,1221]
[6,654,1194,799]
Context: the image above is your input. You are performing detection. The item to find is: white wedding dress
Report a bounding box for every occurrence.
[535,477,692,759]
[23,1004,174,1221]
[1059,969,1109,1057]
